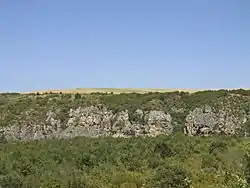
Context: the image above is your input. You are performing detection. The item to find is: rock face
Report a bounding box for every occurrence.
[0,99,249,141]
[0,106,173,141]
[184,105,248,136]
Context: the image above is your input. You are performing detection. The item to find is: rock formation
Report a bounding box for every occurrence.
[0,106,173,141]
[184,105,248,136]
[1,91,250,141]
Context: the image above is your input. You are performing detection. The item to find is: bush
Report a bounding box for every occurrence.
[208,140,228,154]
[148,164,191,188]
[154,142,174,158]
[0,173,23,188]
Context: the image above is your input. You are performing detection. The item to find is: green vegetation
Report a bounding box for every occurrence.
[0,133,249,188]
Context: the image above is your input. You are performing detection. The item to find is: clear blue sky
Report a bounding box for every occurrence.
[0,0,249,92]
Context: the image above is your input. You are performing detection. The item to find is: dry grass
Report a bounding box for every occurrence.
[21,88,211,95]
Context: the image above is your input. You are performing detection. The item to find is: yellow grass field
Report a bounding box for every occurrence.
[21,88,215,95]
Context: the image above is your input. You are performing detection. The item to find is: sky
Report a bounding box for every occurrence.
[0,0,249,92]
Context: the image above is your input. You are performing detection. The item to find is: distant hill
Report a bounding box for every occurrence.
[20,87,223,94]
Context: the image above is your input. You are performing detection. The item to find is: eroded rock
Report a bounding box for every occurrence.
[0,106,173,141]
[184,104,247,136]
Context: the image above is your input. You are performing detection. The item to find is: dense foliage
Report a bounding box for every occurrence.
[0,133,249,188]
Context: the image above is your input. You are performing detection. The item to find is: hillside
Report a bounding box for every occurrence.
[1,89,250,141]
[1,89,250,188]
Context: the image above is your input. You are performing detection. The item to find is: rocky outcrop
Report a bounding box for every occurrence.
[0,106,173,141]
[0,101,249,141]
[184,104,248,136]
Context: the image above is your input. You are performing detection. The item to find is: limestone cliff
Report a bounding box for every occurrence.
[1,106,172,141]
[1,90,250,141]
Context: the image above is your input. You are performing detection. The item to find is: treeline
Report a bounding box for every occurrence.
[2,88,250,96]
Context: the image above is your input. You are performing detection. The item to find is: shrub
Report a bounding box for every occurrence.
[148,164,191,188]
